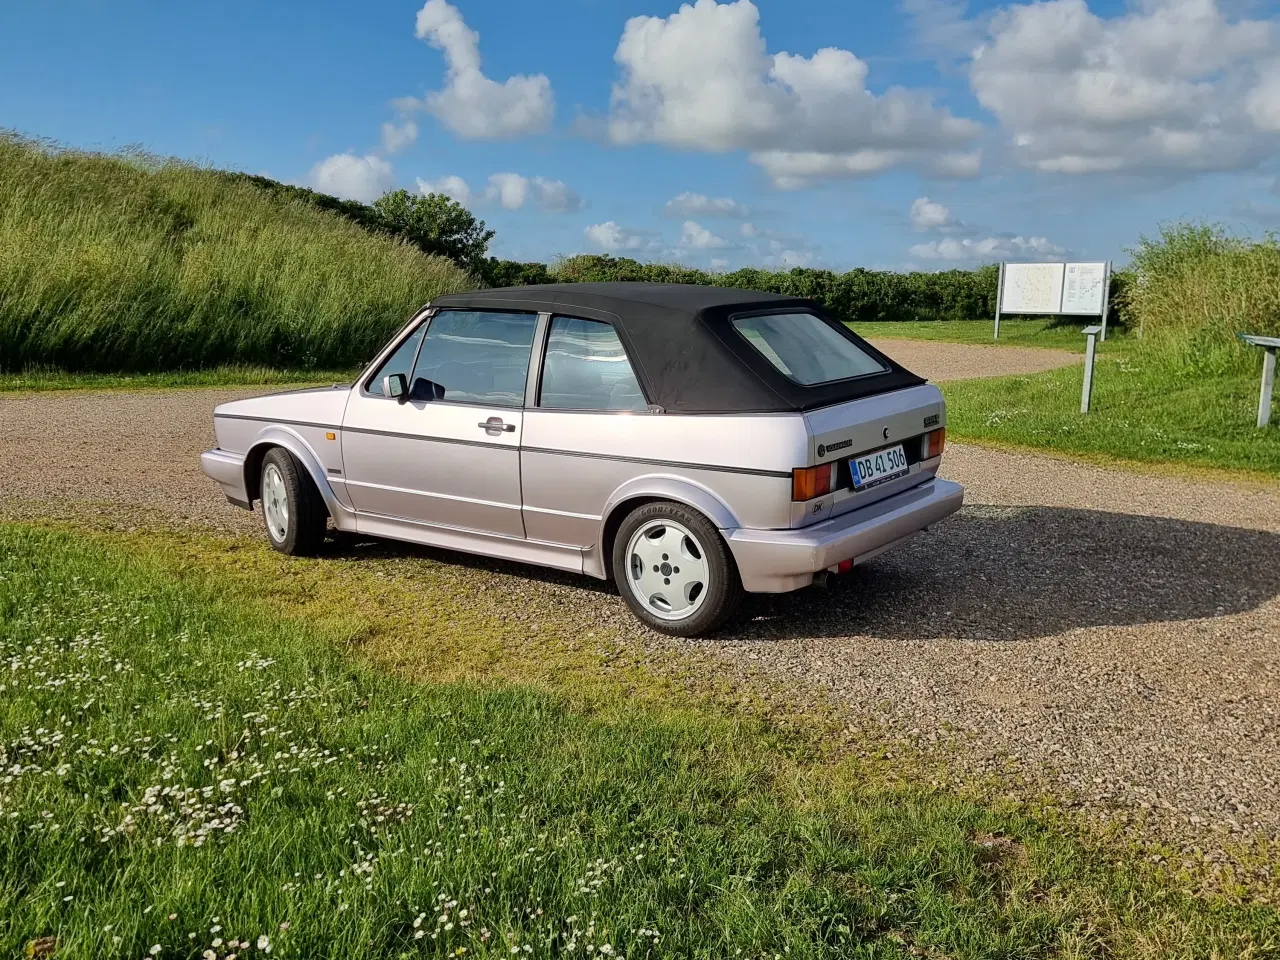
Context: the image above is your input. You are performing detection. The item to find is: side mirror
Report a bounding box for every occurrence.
[383,372,409,403]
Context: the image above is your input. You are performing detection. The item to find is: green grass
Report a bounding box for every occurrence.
[0,366,359,393]
[850,319,1119,352]
[3,526,1280,959]
[942,343,1280,475]
[0,133,473,374]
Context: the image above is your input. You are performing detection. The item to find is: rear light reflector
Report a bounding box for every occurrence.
[792,462,836,501]
[925,427,947,459]
[836,558,853,574]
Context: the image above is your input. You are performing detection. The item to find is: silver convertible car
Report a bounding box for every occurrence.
[202,283,963,635]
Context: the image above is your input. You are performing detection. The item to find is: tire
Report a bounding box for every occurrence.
[259,448,328,556]
[611,501,743,637]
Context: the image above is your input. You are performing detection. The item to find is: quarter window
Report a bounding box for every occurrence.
[409,310,537,407]
[366,323,426,397]
[732,312,887,385]
[538,316,647,411]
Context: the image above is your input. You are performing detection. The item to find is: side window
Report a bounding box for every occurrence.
[409,310,537,407]
[366,323,426,396]
[538,316,647,411]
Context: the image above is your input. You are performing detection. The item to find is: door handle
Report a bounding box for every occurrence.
[478,419,516,433]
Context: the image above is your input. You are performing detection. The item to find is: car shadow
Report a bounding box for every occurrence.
[735,504,1280,642]
[323,505,1280,643]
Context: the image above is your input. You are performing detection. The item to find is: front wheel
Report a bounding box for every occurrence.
[260,448,328,556]
[611,501,743,636]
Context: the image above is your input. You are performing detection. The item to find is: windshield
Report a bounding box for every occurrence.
[731,312,888,385]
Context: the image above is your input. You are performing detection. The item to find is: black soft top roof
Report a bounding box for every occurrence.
[430,283,925,414]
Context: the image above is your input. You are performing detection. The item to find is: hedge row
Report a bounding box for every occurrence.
[542,255,999,324]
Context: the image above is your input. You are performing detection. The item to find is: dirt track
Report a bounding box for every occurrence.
[3,351,1279,862]
[868,337,1081,381]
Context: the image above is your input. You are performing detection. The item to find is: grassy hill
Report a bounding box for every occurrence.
[0,134,474,373]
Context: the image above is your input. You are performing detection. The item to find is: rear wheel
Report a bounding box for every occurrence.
[611,501,743,636]
[260,448,327,556]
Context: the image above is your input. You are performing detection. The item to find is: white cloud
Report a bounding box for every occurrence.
[909,234,1065,262]
[764,247,816,269]
[710,257,731,270]
[416,175,472,205]
[530,179,583,213]
[679,220,729,250]
[607,0,980,186]
[1247,61,1280,132]
[585,221,652,251]
[902,0,985,60]
[739,222,758,238]
[380,120,419,155]
[406,0,554,139]
[664,192,750,218]
[485,172,530,210]
[309,153,396,203]
[970,0,1279,175]
[415,173,583,212]
[909,196,952,230]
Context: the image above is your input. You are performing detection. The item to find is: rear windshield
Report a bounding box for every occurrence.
[731,312,888,385]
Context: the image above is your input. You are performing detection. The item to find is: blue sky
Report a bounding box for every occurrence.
[3,0,1279,270]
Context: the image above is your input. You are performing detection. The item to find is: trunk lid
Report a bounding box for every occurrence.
[795,383,946,527]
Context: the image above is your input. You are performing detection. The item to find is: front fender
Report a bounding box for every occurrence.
[244,426,354,528]
[586,474,741,580]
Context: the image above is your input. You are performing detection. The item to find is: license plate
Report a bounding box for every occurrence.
[851,443,908,488]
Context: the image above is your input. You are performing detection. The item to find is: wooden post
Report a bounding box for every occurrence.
[1081,325,1102,414]
[1260,346,1277,429]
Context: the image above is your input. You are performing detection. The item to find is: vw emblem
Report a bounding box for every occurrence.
[882,426,890,440]
[816,443,826,458]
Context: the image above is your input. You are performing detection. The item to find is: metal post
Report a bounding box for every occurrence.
[1099,261,1112,342]
[1260,347,1277,429]
[1080,324,1102,414]
[994,262,1005,340]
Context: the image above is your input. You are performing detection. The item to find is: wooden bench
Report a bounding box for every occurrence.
[1238,333,1279,428]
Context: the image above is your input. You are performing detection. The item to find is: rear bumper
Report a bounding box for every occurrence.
[200,448,252,509]
[727,478,964,593]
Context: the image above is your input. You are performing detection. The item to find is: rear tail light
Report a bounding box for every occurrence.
[792,462,836,501]
[925,427,947,459]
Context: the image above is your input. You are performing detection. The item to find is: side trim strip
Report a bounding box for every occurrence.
[218,415,791,477]
[216,414,515,452]
[342,425,514,452]
[344,478,517,511]
[521,446,791,479]
[521,503,601,522]
[217,413,339,430]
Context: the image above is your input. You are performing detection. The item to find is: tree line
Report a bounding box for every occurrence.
[235,175,1126,326]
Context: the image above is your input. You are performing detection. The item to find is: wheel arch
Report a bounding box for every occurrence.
[592,476,740,582]
[242,427,344,524]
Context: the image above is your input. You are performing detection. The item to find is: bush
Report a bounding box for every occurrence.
[0,134,474,373]
[1125,223,1280,363]
[371,189,495,276]
[481,258,554,287]
[548,255,1002,324]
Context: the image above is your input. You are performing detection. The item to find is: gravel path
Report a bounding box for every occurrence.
[3,372,1279,863]
[866,338,1080,381]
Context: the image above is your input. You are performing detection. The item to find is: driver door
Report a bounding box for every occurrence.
[341,309,538,538]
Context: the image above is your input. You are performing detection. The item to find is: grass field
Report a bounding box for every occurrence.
[3,524,1279,958]
[0,134,472,373]
[0,366,358,393]
[942,347,1280,475]
[850,319,1279,476]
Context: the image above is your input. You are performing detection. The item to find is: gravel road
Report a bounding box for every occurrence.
[3,348,1279,865]
[869,337,1081,381]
